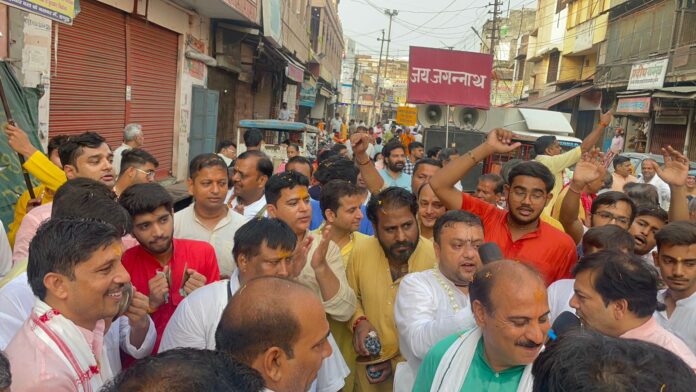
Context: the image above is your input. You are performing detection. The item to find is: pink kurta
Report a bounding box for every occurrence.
[621,316,696,371]
[5,317,107,391]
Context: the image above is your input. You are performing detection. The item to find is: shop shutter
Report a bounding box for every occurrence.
[650,124,686,155]
[50,0,126,146]
[126,17,178,178]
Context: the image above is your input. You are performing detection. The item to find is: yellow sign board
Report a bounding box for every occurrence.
[396,106,417,126]
[1,0,75,25]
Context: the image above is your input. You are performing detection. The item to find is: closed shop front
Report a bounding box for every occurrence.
[50,0,178,177]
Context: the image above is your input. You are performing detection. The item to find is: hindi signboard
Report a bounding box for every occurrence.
[1,0,75,24]
[395,106,417,126]
[616,97,651,115]
[627,58,669,91]
[407,46,493,109]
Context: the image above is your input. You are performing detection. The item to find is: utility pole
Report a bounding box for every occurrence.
[383,9,398,122]
[372,30,385,126]
[488,0,503,56]
[350,59,359,120]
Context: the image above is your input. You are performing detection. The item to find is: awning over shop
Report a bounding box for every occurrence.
[652,86,696,100]
[319,86,333,98]
[518,84,594,109]
[276,51,306,83]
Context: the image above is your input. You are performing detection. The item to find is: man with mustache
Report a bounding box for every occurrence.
[414,260,549,391]
[347,187,436,391]
[227,150,273,219]
[430,128,577,285]
[120,183,220,350]
[377,141,411,191]
[159,217,349,392]
[351,132,442,196]
[174,154,247,277]
[5,218,135,390]
[653,221,696,354]
[11,131,118,264]
[393,211,483,391]
[570,250,696,370]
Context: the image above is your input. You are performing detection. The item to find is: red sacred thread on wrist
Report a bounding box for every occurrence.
[352,316,367,332]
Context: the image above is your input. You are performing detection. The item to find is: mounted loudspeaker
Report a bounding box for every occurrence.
[417,105,447,127]
[453,107,487,130]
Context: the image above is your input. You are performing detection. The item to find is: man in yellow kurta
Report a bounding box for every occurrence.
[347,187,437,391]
[4,125,67,245]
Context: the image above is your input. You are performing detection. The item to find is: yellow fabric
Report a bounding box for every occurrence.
[541,213,565,232]
[7,185,54,247]
[550,186,585,224]
[325,231,368,392]
[23,151,67,192]
[535,146,582,215]
[0,259,27,289]
[347,235,437,391]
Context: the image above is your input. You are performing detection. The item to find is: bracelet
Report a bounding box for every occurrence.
[599,121,609,127]
[352,315,368,332]
[568,185,583,194]
[356,156,371,166]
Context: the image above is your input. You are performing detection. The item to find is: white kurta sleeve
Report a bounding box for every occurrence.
[314,333,349,392]
[394,274,475,361]
[0,275,34,350]
[118,315,156,358]
[158,290,211,353]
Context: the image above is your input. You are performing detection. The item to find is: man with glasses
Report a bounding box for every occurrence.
[534,110,613,215]
[430,129,577,285]
[113,148,159,197]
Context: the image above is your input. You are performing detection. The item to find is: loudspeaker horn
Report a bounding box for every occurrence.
[453,107,487,130]
[417,105,447,127]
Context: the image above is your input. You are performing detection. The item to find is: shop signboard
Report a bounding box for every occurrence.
[1,0,75,24]
[627,59,669,91]
[616,97,651,114]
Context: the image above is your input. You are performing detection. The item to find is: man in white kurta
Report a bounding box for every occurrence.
[160,218,348,392]
[393,211,483,391]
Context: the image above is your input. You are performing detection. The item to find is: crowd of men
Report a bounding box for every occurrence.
[1,112,696,392]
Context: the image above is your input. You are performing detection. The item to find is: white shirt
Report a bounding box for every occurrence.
[112,143,132,178]
[547,278,575,324]
[173,204,248,277]
[394,269,476,390]
[217,153,233,167]
[279,109,291,121]
[330,118,343,133]
[228,195,268,220]
[639,174,671,211]
[0,272,156,374]
[656,289,696,354]
[159,270,348,392]
[0,220,11,278]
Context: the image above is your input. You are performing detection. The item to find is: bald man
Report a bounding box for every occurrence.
[414,260,550,391]
[215,277,334,392]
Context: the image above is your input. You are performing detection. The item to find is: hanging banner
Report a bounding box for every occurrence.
[407,46,493,109]
[1,0,75,24]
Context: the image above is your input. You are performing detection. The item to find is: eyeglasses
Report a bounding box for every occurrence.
[592,211,630,226]
[135,168,156,179]
[509,188,546,202]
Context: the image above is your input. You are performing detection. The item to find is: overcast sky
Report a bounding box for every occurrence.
[337,0,537,59]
